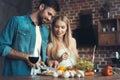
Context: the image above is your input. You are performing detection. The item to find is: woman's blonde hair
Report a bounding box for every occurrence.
[50,15,75,60]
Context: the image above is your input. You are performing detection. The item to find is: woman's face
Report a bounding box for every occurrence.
[54,20,67,38]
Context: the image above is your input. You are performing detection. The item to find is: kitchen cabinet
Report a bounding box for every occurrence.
[98,18,120,46]
[116,31,120,45]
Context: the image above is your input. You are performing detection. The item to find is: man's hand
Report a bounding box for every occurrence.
[28,61,46,69]
[27,56,46,69]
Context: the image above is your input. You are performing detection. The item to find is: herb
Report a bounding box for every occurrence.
[74,60,94,72]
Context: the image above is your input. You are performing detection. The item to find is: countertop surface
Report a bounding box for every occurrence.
[0,73,120,80]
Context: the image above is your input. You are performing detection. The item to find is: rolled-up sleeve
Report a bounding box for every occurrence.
[0,17,17,56]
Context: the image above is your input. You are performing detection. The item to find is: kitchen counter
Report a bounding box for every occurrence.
[0,73,120,80]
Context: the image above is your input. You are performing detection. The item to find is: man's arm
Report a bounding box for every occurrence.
[7,49,29,61]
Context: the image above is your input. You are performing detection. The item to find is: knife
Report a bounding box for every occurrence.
[39,65,57,71]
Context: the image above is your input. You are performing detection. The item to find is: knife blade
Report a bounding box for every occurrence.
[39,65,56,71]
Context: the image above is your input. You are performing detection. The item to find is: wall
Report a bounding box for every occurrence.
[0,0,31,75]
[78,46,120,71]
[58,0,120,71]
[0,0,31,33]
[58,0,120,29]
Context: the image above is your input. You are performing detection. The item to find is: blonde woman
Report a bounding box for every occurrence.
[47,16,79,68]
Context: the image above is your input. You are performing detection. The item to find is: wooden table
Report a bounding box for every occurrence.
[0,73,120,80]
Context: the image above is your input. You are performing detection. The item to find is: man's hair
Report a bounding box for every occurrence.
[31,0,60,12]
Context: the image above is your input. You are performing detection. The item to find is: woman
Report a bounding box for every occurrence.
[47,16,79,68]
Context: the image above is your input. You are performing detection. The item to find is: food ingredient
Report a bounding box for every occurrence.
[57,66,66,73]
[85,71,94,76]
[102,66,113,76]
[74,60,94,71]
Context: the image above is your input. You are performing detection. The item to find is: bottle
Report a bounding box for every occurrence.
[111,27,115,32]
[107,12,110,19]
[115,52,119,59]
[93,64,99,72]
[103,27,106,32]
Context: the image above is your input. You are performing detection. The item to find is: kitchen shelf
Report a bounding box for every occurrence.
[98,18,120,46]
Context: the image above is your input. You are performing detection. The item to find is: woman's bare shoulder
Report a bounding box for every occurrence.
[71,37,76,43]
[48,42,53,48]
[47,42,53,55]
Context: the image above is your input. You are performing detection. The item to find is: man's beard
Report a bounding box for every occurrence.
[38,15,48,25]
[38,15,43,25]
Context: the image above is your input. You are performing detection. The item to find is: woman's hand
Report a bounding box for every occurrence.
[47,59,59,68]
[61,52,69,60]
[57,52,69,63]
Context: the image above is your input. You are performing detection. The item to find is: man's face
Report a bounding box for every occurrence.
[38,7,57,24]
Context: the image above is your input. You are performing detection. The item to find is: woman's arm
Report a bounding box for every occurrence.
[46,43,59,68]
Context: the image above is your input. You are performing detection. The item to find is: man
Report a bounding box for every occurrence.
[0,0,60,76]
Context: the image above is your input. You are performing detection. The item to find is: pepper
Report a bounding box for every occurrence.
[85,71,94,76]
[102,66,113,76]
